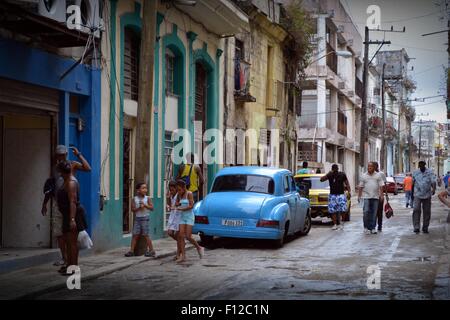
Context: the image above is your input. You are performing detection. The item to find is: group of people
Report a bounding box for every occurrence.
[316,159,439,235]
[358,160,437,235]
[124,153,205,264]
[41,145,91,275]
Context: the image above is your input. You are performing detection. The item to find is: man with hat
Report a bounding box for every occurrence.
[412,160,436,234]
[41,145,91,267]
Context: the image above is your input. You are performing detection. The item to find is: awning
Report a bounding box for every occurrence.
[0,1,91,48]
[178,0,249,36]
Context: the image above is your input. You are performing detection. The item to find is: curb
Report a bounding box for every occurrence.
[15,244,196,300]
[432,222,450,300]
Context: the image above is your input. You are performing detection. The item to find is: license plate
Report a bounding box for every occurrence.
[222,219,244,227]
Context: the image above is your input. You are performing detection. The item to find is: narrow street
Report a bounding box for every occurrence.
[37,194,450,300]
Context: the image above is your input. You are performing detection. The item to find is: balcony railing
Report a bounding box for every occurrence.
[234,58,255,102]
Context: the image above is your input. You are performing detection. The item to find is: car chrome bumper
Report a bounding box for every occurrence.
[192,225,284,240]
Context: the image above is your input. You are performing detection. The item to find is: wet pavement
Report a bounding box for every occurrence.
[31,194,450,299]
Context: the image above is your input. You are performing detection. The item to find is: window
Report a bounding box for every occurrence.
[212,175,275,195]
[166,49,175,95]
[284,175,290,193]
[124,27,140,101]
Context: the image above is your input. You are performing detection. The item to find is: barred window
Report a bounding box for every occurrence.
[124,27,140,101]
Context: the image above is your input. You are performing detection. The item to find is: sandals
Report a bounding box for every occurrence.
[144,250,156,258]
[124,251,134,257]
[58,266,68,275]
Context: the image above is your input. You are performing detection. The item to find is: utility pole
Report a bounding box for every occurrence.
[419,119,422,159]
[360,26,403,171]
[133,0,157,255]
[380,63,386,171]
[135,0,157,185]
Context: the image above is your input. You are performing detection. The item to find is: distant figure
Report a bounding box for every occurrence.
[297,161,312,174]
[443,171,450,189]
[176,153,204,203]
[316,168,322,174]
[404,173,413,208]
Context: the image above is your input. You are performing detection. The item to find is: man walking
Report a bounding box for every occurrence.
[373,162,387,232]
[404,173,413,208]
[320,164,351,230]
[358,162,385,235]
[412,161,436,234]
[176,153,204,203]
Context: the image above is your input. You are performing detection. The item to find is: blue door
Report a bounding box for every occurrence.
[68,116,80,162]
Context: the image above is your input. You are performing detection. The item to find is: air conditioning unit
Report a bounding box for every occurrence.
[9,0,67,23]
[347,39,354,46]
[347,90,354,97]
[66,0,101,37]
[338,82,345,90]
[337,25,345,33]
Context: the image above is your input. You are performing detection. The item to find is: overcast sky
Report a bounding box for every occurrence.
[343,0,448,123]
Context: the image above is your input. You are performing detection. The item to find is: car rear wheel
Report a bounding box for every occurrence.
[274,222,289,248]
[299,211,312,236]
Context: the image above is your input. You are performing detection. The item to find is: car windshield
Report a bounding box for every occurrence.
[211,174,275,195]
[294,177,330,190]
[394,176,405,183]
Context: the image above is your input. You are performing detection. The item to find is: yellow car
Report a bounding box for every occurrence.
[294,174,351,221]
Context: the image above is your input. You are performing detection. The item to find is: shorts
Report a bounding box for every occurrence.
[133,216,150,236]
[328,194,347,214]
[167,212,181,231]
[179,212,195,226]
[52,203,63,238]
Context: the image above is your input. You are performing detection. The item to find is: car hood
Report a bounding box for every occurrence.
[202,192,269,219]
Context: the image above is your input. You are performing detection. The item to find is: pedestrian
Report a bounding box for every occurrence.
[175,179,204,264]
[41,145,91,267]
[320,164,351,230]
[176,153,204,203]
[443,171,450,189]
[438,186,450,208]
[55,160,88,274]
[404,173,413,208]
[358,162,385,235]
[125,183,156,257]
[297,161,312,174]
[373,162,387,232]
[166,180,181,260]
[316,168,322,174]
[412,161,436,234]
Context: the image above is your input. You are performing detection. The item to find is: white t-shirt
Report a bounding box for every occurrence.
[359,172,384,199]
[134,195,151,218]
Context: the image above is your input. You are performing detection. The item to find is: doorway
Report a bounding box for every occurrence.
[1,114,52,248]
[123,128,133,234]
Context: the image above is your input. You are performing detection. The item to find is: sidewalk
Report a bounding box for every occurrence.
[0,236,197,300]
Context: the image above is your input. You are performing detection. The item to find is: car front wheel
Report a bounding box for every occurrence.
[299,211,312,236]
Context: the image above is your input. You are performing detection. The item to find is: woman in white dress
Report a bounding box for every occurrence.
[166,180,181,260]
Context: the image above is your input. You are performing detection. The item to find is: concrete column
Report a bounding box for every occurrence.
[317,14,327,129]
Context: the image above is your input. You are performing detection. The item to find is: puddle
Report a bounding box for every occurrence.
[202,264,227,268]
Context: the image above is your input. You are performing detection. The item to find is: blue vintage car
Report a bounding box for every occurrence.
[192,167,311,247]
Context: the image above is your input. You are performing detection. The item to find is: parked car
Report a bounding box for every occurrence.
[294,174,352,221]
[192,167,311,248]
[385,177,398,195]
[393,175,405,192]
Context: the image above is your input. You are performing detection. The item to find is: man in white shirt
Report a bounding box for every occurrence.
[358,162,385,235]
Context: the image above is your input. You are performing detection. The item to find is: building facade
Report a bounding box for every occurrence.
[297,0,362,187]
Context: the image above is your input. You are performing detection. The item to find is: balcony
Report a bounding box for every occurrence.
[355,77,363,99]
[234,58,256,102]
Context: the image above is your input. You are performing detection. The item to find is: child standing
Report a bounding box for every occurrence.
[166,180,181,260]
[125,183,156,257]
